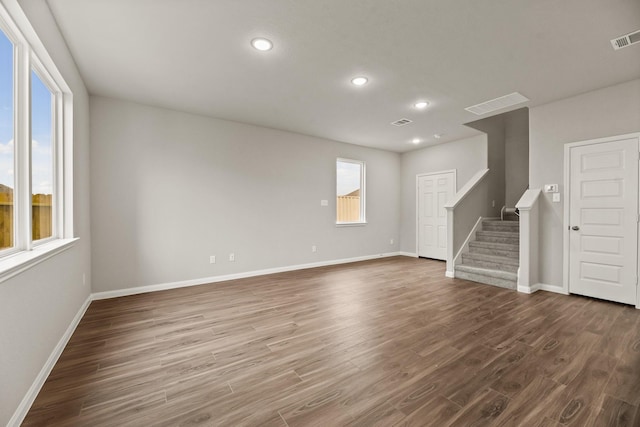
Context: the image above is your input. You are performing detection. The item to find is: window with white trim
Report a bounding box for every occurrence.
[0,5,72,265]
[336,158,366,224]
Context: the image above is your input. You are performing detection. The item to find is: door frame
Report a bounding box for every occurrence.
[563,132,640,308]
[415,169,457,258]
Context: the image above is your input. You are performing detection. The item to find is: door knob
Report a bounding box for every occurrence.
[571,225,580,231]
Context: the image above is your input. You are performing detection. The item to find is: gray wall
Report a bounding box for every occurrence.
[467,109,530,209]
[466,115,507,214]
[90,96,401,292]
[504,108,529,207]
[530,78,640,286]
[0,0,92,424]
[399,134,487,254]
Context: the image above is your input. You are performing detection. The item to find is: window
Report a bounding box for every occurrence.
[0,5,73,275]
[0,27,14,250]
[336,158,365,224]
[31,69,54,242]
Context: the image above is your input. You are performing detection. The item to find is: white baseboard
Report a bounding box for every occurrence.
[398,252,418,258]
[445,270,454,278]
[517,283,541,294]
[538,283,568,295]
[8,294,92,427]
[92,252,404,300]
[517,283,567,295]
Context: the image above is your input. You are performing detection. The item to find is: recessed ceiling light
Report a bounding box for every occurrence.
[414,101,429,109]
[251,38,273,51]
[412,138,421,144]
[351,76,368,86]
[434,134,442,139]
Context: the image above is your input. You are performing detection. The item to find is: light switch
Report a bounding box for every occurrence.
[544,184,559,193]
[552,193,560,202]
[320,200,328,206]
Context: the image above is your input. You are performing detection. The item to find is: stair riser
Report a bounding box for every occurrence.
[468,245,519,258]
[461,256,519,273]
[476,235,519,245]
[455,270,516,290]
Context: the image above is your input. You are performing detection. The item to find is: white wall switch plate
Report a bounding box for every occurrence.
[320,200,328,206]
[545,184,559,193]
[229,253,235,262]
[311,245,317,252]
[552,193,560,202]
[210,255,216,264]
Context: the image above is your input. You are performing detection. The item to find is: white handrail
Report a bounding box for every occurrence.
[444,168,491,277]
[444,169,490,210]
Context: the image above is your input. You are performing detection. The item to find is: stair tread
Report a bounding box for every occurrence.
[470,240,519,249]
[455,264,517,280]
[483,222,519,227]
[463,252,519,266]
[477,230,520,237]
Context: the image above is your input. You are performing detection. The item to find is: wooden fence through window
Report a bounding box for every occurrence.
[0,193,52,249]
[337,195,361,222]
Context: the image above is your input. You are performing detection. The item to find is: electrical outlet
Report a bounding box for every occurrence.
[390,238,394,245]
[229,253,235,262]
[210,255,216,264]
[312,245,317,253]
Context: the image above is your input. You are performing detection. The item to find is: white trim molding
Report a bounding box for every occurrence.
[517,283,567,295]
[0,238,78,284]
[515,189,542,294]
[92,252,404,300]
[517,283,540,294]
[8,294,92,427]
[398,251,418,258]
[539,283,569,295]
[444,169,490,210]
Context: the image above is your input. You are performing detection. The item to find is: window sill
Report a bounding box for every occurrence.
[336,222,368,227]
[0,238,79,284]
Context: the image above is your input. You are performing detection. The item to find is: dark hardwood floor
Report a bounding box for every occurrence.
[23,256,640,426]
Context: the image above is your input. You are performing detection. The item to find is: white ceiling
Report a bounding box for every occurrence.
[46,0,640,152]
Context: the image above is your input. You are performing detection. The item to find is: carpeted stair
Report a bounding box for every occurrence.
[455,219,519,289]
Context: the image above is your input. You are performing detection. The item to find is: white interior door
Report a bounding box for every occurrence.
[568,137,638,305]
[418,171,455,260]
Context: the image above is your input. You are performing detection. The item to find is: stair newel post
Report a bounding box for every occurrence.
[445,206,455,278]
[515,189,542,293]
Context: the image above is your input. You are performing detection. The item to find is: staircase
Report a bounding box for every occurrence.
[455,218,519,289]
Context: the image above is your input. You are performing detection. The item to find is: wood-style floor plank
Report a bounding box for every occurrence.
[22,256,640,426]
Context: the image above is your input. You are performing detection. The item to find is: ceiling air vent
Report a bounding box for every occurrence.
[611,30,640,50]
[465,92,529,116]
[391,118,412,126]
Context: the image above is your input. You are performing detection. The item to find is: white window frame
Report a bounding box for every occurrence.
[336,158,366,226]
[30,59,61,246]
[0,2,76,283]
